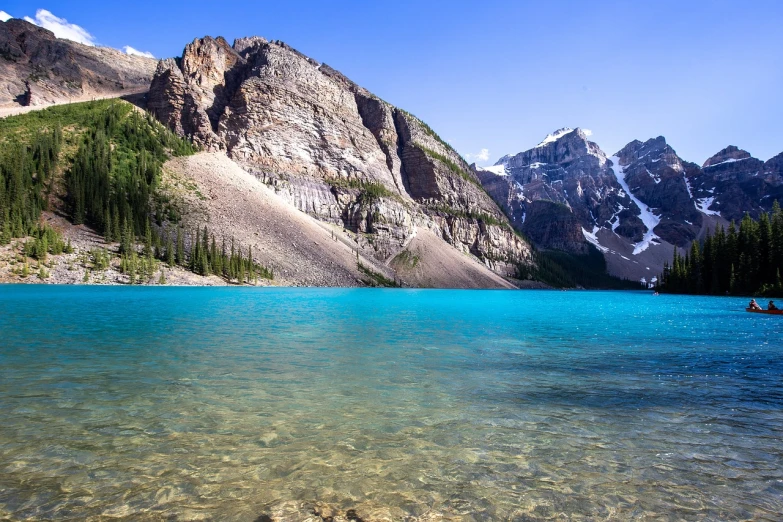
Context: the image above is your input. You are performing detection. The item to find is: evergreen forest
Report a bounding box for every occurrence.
[661,203,783,296]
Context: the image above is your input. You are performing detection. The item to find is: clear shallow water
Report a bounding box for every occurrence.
[0,286,782,521]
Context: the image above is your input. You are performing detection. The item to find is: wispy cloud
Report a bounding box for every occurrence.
[582,128,593,136]
[465,148,491,164]
[123,46,155,59]
[0,10,12,22]
[23,9,96,46]
[18,8,155,59]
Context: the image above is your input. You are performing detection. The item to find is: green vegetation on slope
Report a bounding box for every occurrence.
[419,146,482,188]
[65,101,195,238]
[0,124,62,243]
[518,244,640,290]
[397,109,453,151]
[22,224,73,260]
[325,177,400,203]
[426,203,505,227]
[0,100,274,285]
[661,203,783,296]
[358,261,400,287]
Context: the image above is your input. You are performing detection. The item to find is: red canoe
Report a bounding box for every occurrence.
[746,308,783,315]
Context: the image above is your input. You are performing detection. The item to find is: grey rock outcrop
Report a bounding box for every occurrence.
[0,18,156,107]
[614,137,702,246]
[475,128,643,253]
[148,35,531,274]
[479,127,783,281]
[686,146,783,221]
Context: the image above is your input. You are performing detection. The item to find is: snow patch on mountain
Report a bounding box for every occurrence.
[704,157,748,169]
[536,128,574,148]
[684,175,694,199]
[478,164,507,176]
[582,226,608,253]
[608,156,660,255]
[610,203,627,232]
[696,197,720,216]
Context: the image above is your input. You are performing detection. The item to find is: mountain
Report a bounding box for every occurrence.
[477,129,783,281]
[147,35,532,279]
[5,22,777,289]
[0,18,155,108]
[688,146,783,221]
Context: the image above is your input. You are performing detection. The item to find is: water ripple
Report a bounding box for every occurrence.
[1,286,782,520]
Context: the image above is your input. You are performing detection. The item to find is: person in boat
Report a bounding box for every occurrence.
[749,299,762,310]
[769,301,779,311]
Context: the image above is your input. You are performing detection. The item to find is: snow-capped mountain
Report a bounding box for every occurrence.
[687,146,783,222]
[475,129,783,281]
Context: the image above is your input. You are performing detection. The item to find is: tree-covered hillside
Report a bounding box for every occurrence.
[661,204,783,296]
[0,100,272,284]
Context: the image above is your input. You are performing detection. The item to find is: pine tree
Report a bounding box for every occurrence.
[112,209,121,244]
[143,219,153,257]
[176,227,184,266]
[104,206,113,243]
[166,235,174,266]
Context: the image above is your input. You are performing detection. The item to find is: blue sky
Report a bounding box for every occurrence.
[3,1,782,164]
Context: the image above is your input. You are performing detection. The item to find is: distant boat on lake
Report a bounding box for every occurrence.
[746,308,783,315]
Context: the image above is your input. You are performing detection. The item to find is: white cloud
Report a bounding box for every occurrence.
[582,128,593,136]
[23,9,96,46]
[465,148,491,164]
[123,46,155,59]
[0,10,12,22]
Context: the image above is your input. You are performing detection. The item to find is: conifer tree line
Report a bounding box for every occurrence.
[180,225,274,282]
[661,202,783,296]
[0,126,62,243]
[23,224,72,261]
[1,100,274,284]
[66,102,195,241]
[119,223,273,284]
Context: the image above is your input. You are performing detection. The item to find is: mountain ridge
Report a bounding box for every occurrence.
[476,127,783,281]
[0,18,155,109]
[3,20,778,288]
[147,34,533,279]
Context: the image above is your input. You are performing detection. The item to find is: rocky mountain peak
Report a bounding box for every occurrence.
[0,18,156,107]
[232,36,267,56]
[765,152,783,172]
[497,126,605,170]
[703,145,752,168]
[1,17,55,46]
[181,36,242,85]
[534,127,574,148]
[615,136,679,168]
[148,33,531,275]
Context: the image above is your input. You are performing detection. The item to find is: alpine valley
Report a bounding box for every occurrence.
[1,17,780,288]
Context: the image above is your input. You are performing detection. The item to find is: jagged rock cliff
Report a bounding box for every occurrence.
[148,36,531,275]
[0,18,156,107]
[613,137,703,246]
[687,146,783,221]
[477,128,783,282]
[476,128,643,253]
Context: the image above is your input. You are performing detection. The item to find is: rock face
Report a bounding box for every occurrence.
[0,18,156,107]
[522,200,587,253]
[475,128,643,253]
[478,128,783,281]
[149,36,531,275]
[614,137,703,246]
[687,146,783,221]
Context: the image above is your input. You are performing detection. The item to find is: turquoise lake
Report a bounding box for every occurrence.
[1,286,782,520]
